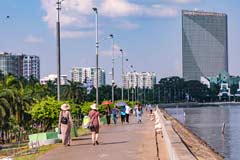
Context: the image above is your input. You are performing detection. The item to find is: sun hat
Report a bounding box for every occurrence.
[61,104,70,111]
[90,103,97,110]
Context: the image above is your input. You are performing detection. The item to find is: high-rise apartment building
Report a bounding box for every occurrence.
[123,72,156,89]
[0,52,40,80]
[21,55,40,80]
[71,67,106,87]
[40,74,68,85]
[0,52,19,76]
[182,10,228,81]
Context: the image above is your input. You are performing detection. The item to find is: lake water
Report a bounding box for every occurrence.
[166,105,240,160]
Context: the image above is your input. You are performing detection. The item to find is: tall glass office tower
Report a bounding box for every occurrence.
[182,10,228,81]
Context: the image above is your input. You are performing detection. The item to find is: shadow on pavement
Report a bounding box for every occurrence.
[100,140,128,145]
[72,137,91,141]
[71,143,93,146]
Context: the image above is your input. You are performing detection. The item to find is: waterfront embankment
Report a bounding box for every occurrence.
[159,102,240,108]
[159,108,224,160]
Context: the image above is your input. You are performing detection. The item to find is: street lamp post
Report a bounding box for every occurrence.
[56,0,64,101]
[130,65,134,104]
[120,49,124,101]
[124,58,130,101]
[135,72,138,102]
[93,7,99,106]
[109,34,115,103]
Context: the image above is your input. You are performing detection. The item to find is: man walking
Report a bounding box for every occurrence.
[125,105,131,124]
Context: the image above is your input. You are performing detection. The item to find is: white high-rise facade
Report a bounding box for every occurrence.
[22,55,40,80]
[40,74,68,85]
[0,52,40,80]
[123,72,156,89]
[71,67,105,87]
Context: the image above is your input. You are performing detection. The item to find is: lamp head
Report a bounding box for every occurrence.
[92,7,98,13]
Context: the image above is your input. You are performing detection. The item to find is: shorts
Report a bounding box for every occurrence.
[121,115,126,122]
[90,125,99,133]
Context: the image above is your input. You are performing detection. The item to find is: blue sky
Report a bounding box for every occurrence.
[0,0,239,85]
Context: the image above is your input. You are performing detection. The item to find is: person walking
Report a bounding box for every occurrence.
[136,103,143,124]
[105,104,112,126]
[125,105,131,124]
[120,105,126,125]
[112,106,119,125]
[88,103,100,145]
[134,103,138,117]
[58,104,73,147]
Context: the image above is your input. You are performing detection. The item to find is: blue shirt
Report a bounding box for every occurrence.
[120,106,126,116]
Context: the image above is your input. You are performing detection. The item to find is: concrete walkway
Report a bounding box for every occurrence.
[38,114,169,160]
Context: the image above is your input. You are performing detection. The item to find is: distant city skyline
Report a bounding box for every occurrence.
[0,0,240,85]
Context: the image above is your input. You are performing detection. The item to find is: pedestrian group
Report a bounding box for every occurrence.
[58,102,145,147]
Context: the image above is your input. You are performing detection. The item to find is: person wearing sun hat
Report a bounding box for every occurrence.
[58,103,73,147]
[88,103,100,145]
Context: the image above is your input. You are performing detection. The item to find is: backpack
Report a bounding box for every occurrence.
[60,112,69,124]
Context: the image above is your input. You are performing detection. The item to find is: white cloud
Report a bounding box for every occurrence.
[162,0,200,4]
[41,0,178,38]
[24,35,43,43]
[101,0,178,17]
[41,0,94,29]
[100,0,139,17]
[143,4,178,17]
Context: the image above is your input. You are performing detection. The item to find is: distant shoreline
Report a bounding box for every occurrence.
[159,102,240,108]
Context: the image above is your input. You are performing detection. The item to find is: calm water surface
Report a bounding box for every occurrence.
[166,105,240,160]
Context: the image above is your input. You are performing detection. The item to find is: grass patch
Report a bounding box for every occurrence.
[14,144,60,160]
[77,127,90,136]
[8,127,89,160]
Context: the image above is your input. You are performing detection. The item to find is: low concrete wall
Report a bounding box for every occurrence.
[156,108,196,160]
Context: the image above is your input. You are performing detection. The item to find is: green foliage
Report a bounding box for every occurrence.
[29,96,62,131]
[80,101,110,116]
[81,102,94,115]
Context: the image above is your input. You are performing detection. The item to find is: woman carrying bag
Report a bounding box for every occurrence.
[58,104,73,147]
[88,103,100,146]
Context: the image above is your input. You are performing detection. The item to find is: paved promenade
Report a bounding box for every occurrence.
[38,114,169,160]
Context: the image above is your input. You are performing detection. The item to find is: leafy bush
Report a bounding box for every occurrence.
[29,96,80,131]
[81,102,94,115]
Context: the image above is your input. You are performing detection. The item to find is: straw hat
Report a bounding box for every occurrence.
[90,103,97,110]
[61,103,70,111]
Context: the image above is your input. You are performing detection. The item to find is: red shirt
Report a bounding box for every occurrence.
[89,110,100,127]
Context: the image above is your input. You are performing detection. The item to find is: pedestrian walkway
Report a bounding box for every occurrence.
[38,114,169,160]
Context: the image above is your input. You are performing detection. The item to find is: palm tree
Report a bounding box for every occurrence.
[63,80,87,104]
[0,93,11,143]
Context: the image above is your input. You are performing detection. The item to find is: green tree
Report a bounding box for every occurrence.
[29,96,62,131]
[62,81,87,104]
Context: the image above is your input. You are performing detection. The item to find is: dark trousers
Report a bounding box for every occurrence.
[106,115,111,125]
[113,114,118,124]
[126,114,129,123]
